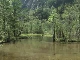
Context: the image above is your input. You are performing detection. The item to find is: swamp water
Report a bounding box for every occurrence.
[0,36,80,60]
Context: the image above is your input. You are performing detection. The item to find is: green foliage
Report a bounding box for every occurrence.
[34,8,50,20]
[0,0,80,42]
[0,0,22,42]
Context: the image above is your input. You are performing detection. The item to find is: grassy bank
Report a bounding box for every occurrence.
[19,34,52,39]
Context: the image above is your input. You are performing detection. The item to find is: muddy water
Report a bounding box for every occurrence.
[0,37,80,60]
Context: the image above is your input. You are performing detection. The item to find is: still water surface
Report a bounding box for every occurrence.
[0,36,80,60]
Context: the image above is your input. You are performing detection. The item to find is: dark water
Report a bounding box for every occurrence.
[0,36,80,60]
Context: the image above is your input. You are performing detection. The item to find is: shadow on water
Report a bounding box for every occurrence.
[0,36,80,60]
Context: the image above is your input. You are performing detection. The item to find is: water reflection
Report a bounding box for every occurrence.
[0,36,80,60]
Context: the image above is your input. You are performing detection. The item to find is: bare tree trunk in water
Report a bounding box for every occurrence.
[61,30,67,42]
[53,29,56,42]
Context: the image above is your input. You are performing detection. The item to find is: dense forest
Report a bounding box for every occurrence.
[0,0,80,43]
